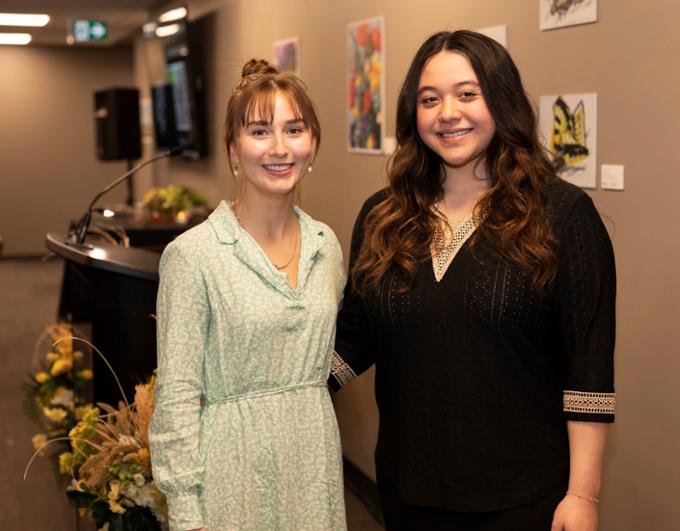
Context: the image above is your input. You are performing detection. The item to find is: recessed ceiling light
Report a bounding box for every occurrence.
[155,23,180,38]
[158,7,187,23]
[0,32,32,45]
[0,13,50,27]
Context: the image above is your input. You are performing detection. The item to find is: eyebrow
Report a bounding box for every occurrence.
[417,80,480,95]
[245,118,305,127]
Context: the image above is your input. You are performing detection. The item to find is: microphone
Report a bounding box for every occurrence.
[73,148,183,246]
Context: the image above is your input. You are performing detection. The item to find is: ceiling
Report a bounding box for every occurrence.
[0,0,175,47]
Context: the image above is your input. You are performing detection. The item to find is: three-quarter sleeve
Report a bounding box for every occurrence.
[149,242,208,530]
[330,193,385,390]
[558,194,616,423]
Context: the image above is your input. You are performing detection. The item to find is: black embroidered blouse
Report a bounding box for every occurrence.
[330,178,616,512]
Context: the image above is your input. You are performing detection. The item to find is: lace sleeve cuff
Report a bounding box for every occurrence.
[563,390,616,422]
[330,351,357,388]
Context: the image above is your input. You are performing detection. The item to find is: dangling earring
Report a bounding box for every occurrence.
[307,165,313,173]
[233,165,239,176]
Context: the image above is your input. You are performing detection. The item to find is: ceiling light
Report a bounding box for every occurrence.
[155,23,180,38]
[0,13,50,27]
[158,7,187,23]
[0,33,32,45]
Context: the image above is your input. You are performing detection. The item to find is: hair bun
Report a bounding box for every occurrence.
[241,59,278,78]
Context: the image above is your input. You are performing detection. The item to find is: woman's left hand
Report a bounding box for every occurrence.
[550,495,598,531]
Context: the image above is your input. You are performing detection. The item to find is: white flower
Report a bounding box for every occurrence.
[50,386,74,408]
[132,473,145,487]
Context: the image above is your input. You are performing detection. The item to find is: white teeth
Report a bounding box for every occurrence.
[265,164,292,171]
[440,129,471,138]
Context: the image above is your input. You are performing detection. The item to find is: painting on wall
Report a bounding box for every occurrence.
[540,0,598,31]
[540,93,597,189]
[347,16,384,154]
[476,24,508,47]
[273,37,300,75]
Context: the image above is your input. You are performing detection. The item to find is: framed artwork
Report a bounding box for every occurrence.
[347,16,384,154]
[476,24,508,47]
[540,93,598,189]
[273,37,300,75]
[540,0,598,31]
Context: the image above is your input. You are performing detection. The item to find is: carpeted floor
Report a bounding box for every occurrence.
[0,257,382,530]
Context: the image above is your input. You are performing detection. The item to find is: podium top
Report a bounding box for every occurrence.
[46,233,160,282]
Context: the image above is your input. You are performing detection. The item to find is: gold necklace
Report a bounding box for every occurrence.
[233,205,299,270]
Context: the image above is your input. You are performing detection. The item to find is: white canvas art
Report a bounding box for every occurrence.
[539,93,597,189]
[476,25,507,47]
[540,0,598,31]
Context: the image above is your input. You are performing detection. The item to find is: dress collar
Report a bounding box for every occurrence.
[207,200,328,298]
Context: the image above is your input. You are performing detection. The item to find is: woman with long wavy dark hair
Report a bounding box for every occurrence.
[330,31,615,530]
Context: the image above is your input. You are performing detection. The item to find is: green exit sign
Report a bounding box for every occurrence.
[72,19,108,42]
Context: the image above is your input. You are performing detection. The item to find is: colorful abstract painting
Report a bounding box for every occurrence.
[540,93,598,188]
[540,0,598,30]
[273,37,300,75]
[347,16,384,154]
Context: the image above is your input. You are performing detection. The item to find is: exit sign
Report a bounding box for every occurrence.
[72,19,108,42]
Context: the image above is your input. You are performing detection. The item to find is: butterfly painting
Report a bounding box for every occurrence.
[540,93,597,188]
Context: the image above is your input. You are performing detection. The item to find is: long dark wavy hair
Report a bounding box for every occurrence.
[352,30,558,294]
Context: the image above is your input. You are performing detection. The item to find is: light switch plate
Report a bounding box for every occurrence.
[601,164,624,190]
[382,136,397,154]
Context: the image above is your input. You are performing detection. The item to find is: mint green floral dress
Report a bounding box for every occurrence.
[149,201,347,531]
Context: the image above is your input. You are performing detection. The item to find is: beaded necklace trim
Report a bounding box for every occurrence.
[430,215,477,282]
[563,390,616,415]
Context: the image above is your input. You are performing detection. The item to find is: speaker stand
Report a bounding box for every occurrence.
[125,159,134,207]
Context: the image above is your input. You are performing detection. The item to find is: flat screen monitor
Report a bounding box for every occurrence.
[148,14,208,159]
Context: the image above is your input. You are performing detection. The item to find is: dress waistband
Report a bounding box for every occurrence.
[205,381,326,406]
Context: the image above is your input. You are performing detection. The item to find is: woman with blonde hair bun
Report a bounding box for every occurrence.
[150,59,347,531]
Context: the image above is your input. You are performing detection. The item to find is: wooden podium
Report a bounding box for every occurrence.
[46,233,160,406]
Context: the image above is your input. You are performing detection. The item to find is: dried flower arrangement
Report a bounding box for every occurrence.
[25,332,168,531]
[23,323,93,460]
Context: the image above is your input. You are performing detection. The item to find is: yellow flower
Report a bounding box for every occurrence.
[108,499,126,514]
[55,334,73,354]
[59,451,76,474]
[109,480,121,500]
[50,356,73,376]
[35,372,50,383]
[73,350,84,361]
[74,405,92,420]
[76,369,93,380]
[32,433,48,451]
[46,352,60,362]
[43,407,68,423]
[137,448,150,464]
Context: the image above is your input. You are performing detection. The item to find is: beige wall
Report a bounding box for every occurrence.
[2,0,676,528]
[0,45,135,256]
[144,1,678,529]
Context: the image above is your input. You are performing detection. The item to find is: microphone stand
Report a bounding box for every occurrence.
[73,148,182,247]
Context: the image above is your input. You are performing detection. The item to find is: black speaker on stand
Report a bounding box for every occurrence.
[94,88,142,206]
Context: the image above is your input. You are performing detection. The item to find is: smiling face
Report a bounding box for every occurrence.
[229,91,315,199]
[416,51,496,177]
